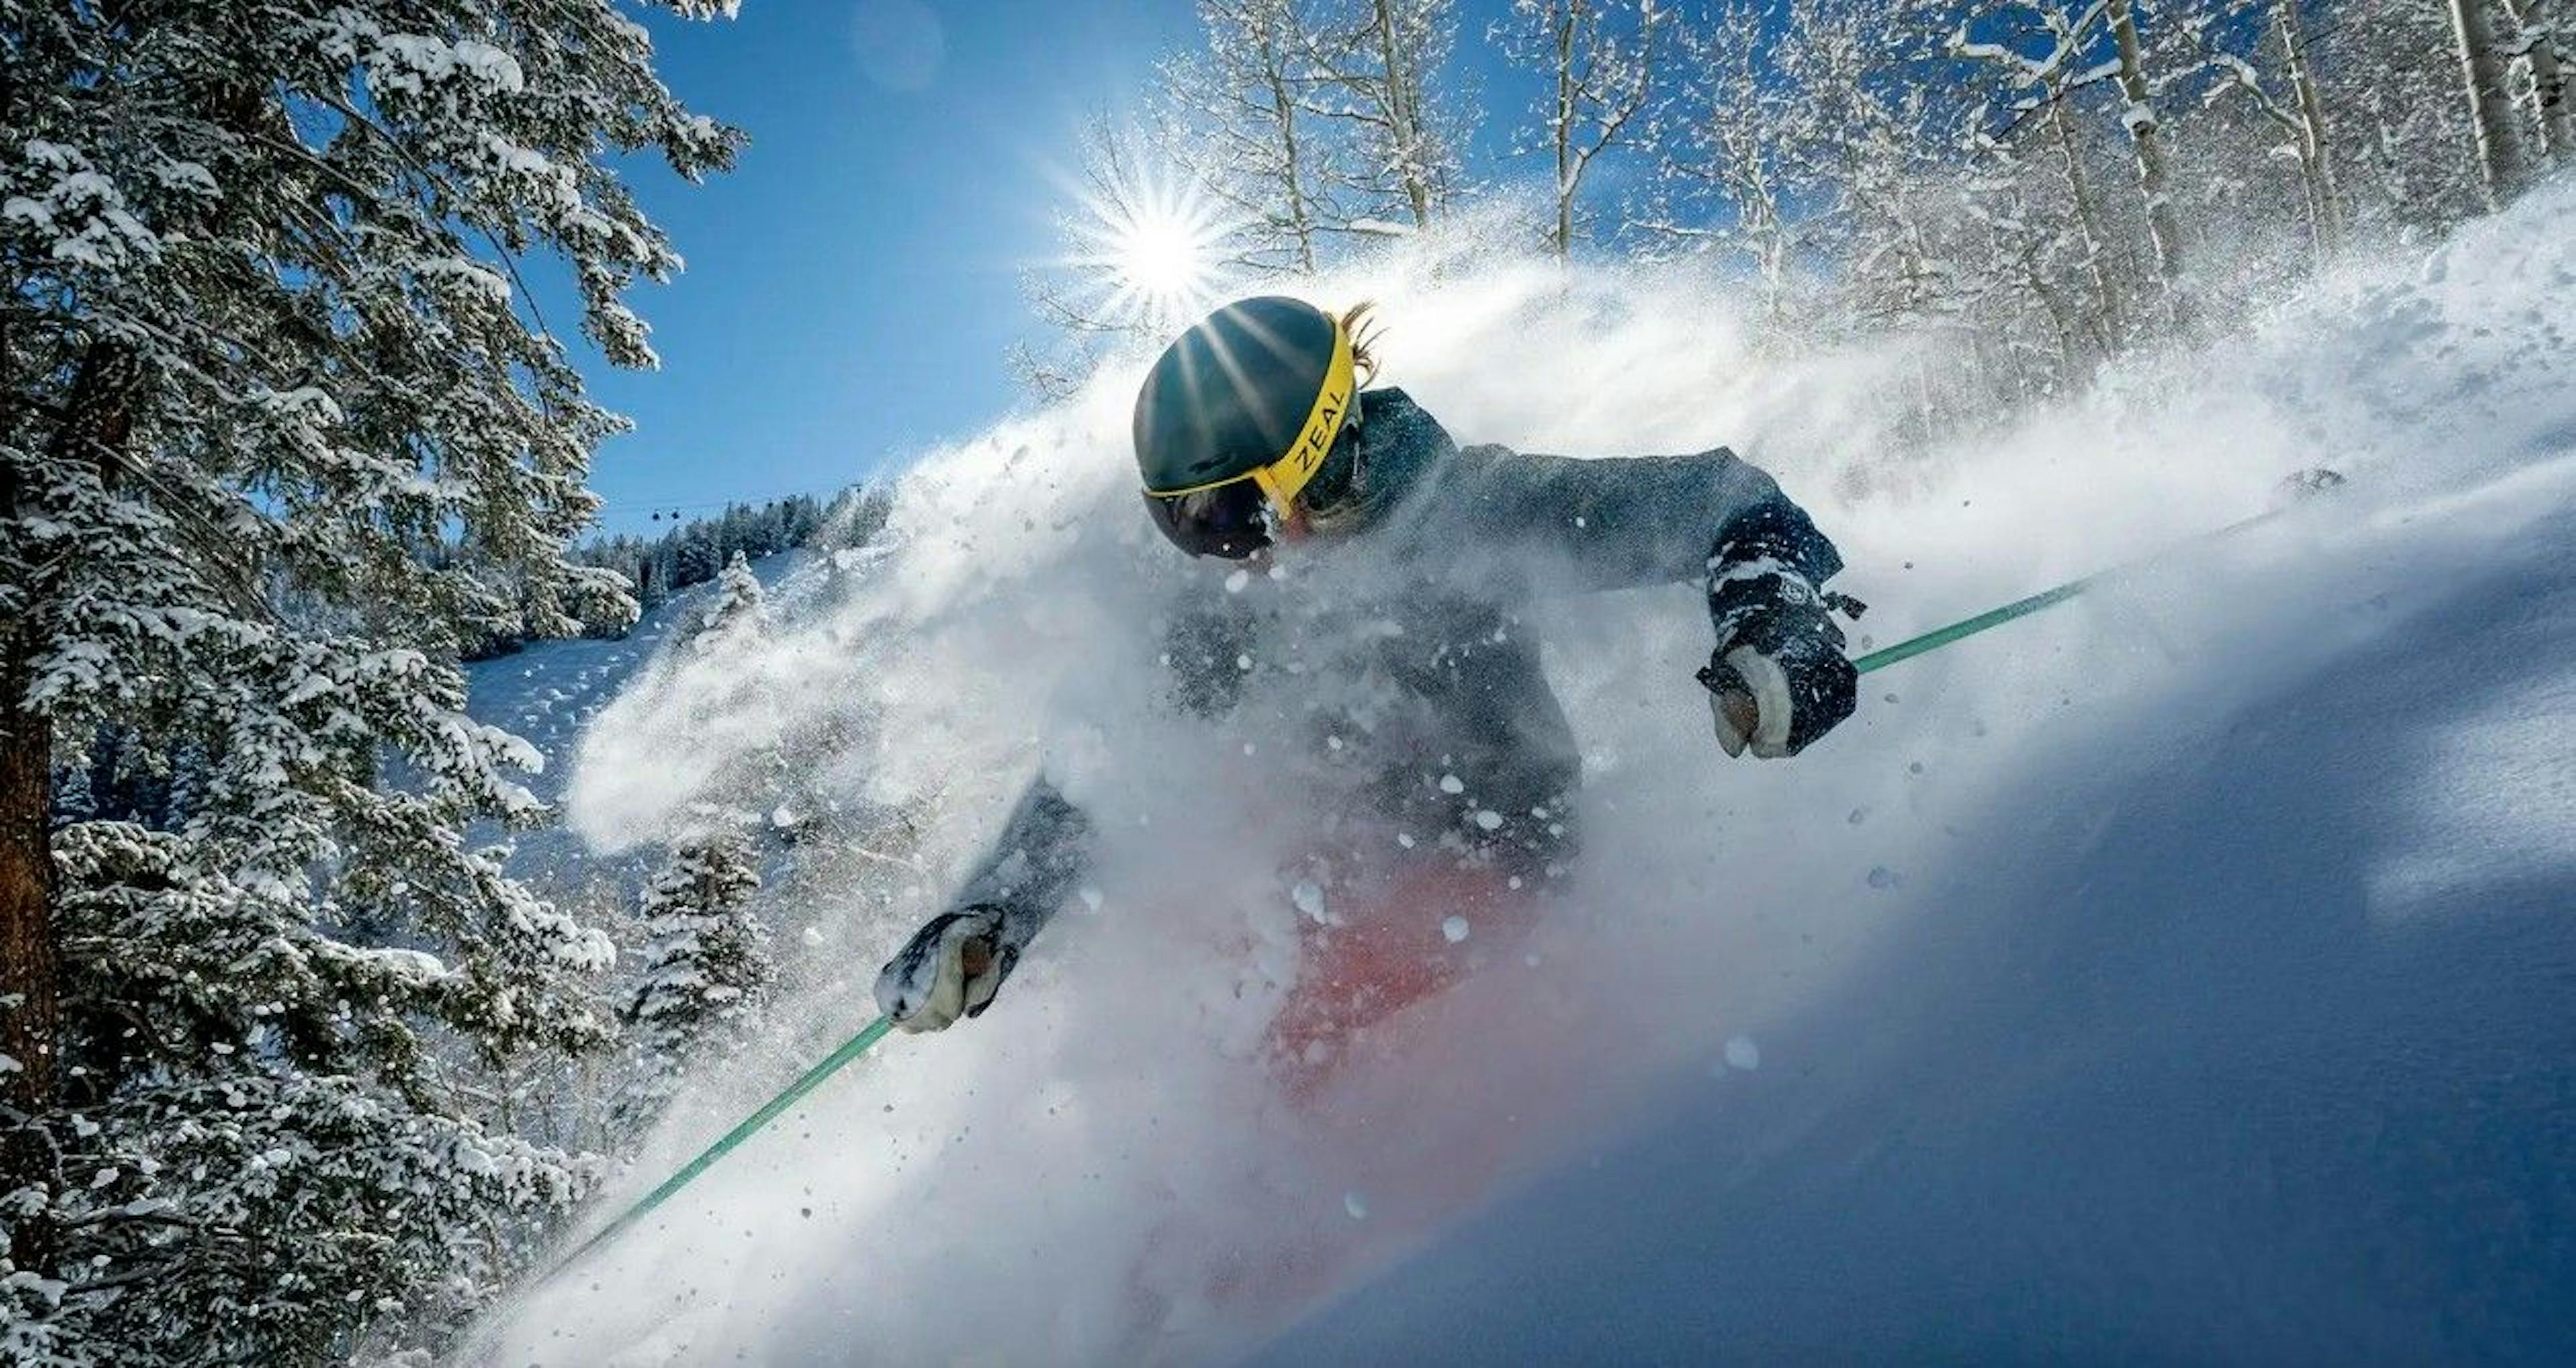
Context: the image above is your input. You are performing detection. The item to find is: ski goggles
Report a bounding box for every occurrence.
[1141,478,1276,559]
[1140,318,1354,560]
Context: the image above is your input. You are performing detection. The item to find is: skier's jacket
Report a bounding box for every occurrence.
[936,388,1845,988]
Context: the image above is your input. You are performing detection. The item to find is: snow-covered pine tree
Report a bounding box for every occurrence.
[696,550,768,651]
[0,1,739,1361]
[609,833,768,1141]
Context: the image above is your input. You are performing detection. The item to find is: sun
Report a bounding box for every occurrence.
[1051,137,1238,332]
[1113,207,1211,303]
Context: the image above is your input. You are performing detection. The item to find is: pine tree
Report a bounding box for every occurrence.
[0,1,740,1359]
[696,550,768,650]
[610,834,768,1141]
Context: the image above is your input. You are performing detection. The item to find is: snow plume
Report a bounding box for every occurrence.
[491,182,2576,1365]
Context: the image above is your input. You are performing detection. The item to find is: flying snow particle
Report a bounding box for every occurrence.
[1724,1035,1762,1070]
[1224,569,1251,594]
[1442,915,1470,944]
[1438,774,1465,795]
[1344,1191,1370,1220]
[1291,880,1328,921]
[1473,809,1505,831]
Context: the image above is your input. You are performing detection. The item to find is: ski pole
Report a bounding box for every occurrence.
[545,1012,895,1279]
[1849,506,2290,677]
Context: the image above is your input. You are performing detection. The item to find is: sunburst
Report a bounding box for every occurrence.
[1051,143,1240,333]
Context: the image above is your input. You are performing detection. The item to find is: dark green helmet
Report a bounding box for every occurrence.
[1132,296,1351,500]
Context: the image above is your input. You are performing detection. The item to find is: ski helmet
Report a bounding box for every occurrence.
[1134,296,1354,559]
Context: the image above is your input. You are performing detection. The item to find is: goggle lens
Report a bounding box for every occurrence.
[1142,479,1272,559]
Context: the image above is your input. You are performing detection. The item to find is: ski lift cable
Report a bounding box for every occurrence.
[539,477,2339,1286]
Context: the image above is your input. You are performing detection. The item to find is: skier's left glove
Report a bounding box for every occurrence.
[1699,561,1858,760]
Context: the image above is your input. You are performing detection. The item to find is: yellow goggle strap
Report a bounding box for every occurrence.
[1145,316,1356,518]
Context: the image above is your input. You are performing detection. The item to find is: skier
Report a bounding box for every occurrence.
[873,296,1858,1083]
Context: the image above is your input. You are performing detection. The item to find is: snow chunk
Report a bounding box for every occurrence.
[1723,1035,1762,1071]
[1442,915,1470,944]
[1291,880,1328,922]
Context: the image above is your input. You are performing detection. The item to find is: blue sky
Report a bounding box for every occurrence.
[566,0,1570,536]
[567,0,1199,534]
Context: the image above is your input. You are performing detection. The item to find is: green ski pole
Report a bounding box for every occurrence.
[547,1013,895,1279]
[1850,507,2286,676]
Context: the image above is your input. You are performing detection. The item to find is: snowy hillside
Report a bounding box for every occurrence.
[1263,456,2576,1362]
[483,182,2576,1366]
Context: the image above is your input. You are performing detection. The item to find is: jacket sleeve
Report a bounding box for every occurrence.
[1428,441,1844,600]
[949,774,1093,966]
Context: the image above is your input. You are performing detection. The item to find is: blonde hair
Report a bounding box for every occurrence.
[1341,301,1385,387]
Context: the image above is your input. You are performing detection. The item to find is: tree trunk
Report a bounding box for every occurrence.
[1372,0,1437,227]
[2106,0,2190,331]
[3,341,135,1224]
[2275,0,2343,253]
[2049,100,2124,356]
[2449,0,2529,207]
[1258,21,1319,274]
[0,638,55,1130]
[2503,0,2573,162]
[1553,1,1578,257]
[0,339,58,1263]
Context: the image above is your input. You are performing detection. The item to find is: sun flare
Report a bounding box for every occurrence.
[1055,148,1238,331]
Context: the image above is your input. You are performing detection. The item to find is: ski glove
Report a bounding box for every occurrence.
[1699,559,1858,760]
[875,905,1016,1033]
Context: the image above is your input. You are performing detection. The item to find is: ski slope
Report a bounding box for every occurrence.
[485,184,2576,1365]
[1261,474,2576,1363]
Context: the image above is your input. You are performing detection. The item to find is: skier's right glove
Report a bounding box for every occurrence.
[874,905,1014,1033]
